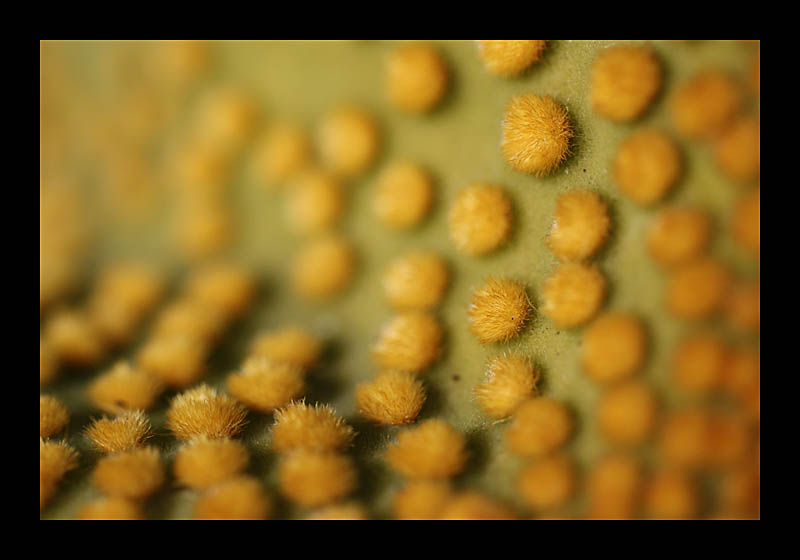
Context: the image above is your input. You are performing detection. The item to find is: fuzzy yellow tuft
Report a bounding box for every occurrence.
[43,308,105,367]
[647,206,712,268]
[185,262,256,319]
[590,45,662,122]
[227,356,306,413]
[613,129,682,206]
[501,94,572,175]
[671,333,728,395]
[166,384,248,441]
[386,43,449,113]
[85,410,152,454]
[385,419,467,479]
[382,251,449,311]
[581,312,647,385]
[291,234,355,300]
[40,395,69,438]
[250,122,311,187]
[194,476,271,520]
[505,397,573,458]
[40,439,79,509]
[373,161,434,230]
[271,401,355,454]
[586,454,642,520]
[356,370,427,426]
[438,491,517,520]
[596,381,658,446]
[77,497,144,520]
[92,446,164,500]
[477,40,547,77]
[306,501,369,520]
[467,277,531,343]
[548,190,610,261]
[371,312,443,373]
[88,361,164,415]
[714,115,760,183]
[448,183,513,256]
[391,480,452,520]
[278,451,357,509]
[643,469,698,520]
[541,263,606,329]
[473,353,539,419]
[730,188,760,256]
[137,334,208,389]
[518,455,576,512]
[665,257,730,320]
[670,70,742,140]
[173,437,250,490]
[284,168,344,235]
[725,279,760,333]
[317,105,380,177]
[249,326,322,370]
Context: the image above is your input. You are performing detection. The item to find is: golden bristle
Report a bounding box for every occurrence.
[173,437,250,490]
[501,93,572,175]
[385,419,467,480]
[371,312,443,374]
[84,410,152,454]
[166,384,248,441]
[40,395,70,438]
[271,401,355,454]
[473,353,539,420]
[467,277,531,343]
[226,356,306,413]
[356,370,427,426]
[87,361,164,415]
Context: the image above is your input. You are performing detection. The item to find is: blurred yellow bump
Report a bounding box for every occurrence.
[586,454,642,520]
[194,476,271,520]
[174,200,233,259]
[373,161,434,229]
[159,40,211,85]
[291,234,355,300]
[249,326,322,370]
[371,312,443,373]
[88,361,164,415]
[665,257,731,320]
[590,45,662,122]
[581,312,647,385]
[392,480,452,520]
[448,183,512,256]
[166,384,247,441]
[657,407,712,469]
[613,129,682,206]
[596,380,658,446]
[152,298,226,345]
[477,40,547,77]
[93,262,165,317]
[382,251,448,310]
[730,188,760,256]
[438,491,517,520]
[501,93,572,175]
[250,123,311,188]
[725,279,760,332]
[40,395,69,438]
[307,501,370,520]
[505,397,572,458]
[77,497,143,520]
[467,277,531,343]
[271,401,355,454]
[278,451,356,509]
[40,338,58,386]
[548,190,610,261]
[474,352,539,420]
[385,419,467,479]
[643,469,698,520]
[137,334,208,389]
[92,447,164,500]
[226,356,305,413]
[85,411,152,454]
[647,206,712,268]
[705,411,752,468]
[723,346,760,419]
[356,370,426,426]
[542,263,606,329]
[172,140,231,194]
[671,333,728,395]
[518,455,576,512]
[173,437,250,490]
[386,43,449,113]
[719,463,760,515]
[714,115,760,183]
[193,89,257,152]
[87,296,142,348]
[670,70,742,140]
[43,308,105,367]
[185,262,256,319]
[285,168,344,235]
[40,439,78,509]
[317,105,380,177]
